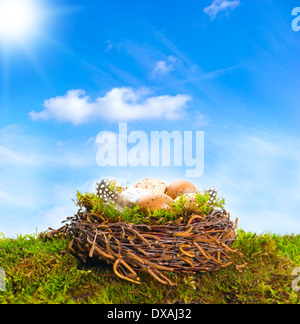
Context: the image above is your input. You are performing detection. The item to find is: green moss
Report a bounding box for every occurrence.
[75,190,226,225]
[0,231,299,304]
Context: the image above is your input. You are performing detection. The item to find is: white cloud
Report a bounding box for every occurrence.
[204,0,240,20]
[0,126,100,238]
[0,138,95,169]
[29,87,191,125]
[0,146,41,167]
[152,55,177,77]
[105,39,122,52]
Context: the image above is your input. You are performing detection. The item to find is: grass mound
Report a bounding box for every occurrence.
[0,230,299,304]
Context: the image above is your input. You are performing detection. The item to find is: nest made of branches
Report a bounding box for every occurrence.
[46,208,247,286]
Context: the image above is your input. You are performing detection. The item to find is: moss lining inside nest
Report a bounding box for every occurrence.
[76,189,226,226]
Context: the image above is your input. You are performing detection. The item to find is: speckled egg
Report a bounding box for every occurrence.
[167,180,198,199]
[133,178,167,195]
[136,194,174,213]
[117,188,151,208]
[175,193,198,210]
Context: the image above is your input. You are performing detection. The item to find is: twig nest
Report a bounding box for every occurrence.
[117,188,151,208]
[175,193,198,210]
[167,180,198,199]
[137,194,174,213]
[133,178,167,195]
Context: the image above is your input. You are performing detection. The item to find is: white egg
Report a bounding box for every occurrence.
[117,187,151,208]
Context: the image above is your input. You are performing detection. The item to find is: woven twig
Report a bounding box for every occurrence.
[46,208,247,286]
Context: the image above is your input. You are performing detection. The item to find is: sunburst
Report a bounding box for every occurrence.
[0,0,42,44]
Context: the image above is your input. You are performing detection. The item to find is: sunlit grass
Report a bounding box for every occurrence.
[0,230,299,304]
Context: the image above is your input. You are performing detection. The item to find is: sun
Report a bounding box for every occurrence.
[0,0,41,44]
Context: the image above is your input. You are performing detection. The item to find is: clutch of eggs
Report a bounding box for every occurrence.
[118,178,200,213]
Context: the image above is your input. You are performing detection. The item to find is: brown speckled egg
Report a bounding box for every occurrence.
[167,180,198,199]
[133,178,167,195]
[175,193,198,209]
[137,194,174,213]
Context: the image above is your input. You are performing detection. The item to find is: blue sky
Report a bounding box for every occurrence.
[0,0,300,237]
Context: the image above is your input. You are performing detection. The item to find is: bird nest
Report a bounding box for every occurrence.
[46,207,247,286]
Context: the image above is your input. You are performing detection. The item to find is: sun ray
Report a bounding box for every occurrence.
[36,32,76,57]
[21,45,51,87]
[0,46,10,115]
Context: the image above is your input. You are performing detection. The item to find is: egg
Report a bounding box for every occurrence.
[136,194,174,213]
[175,193,198,210]
[167,180,198,199]
[117,188,151,208]
[133,178,167,195]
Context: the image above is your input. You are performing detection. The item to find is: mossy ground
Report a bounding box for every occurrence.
[0,230,299,304]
